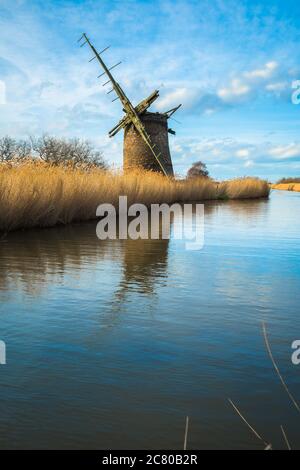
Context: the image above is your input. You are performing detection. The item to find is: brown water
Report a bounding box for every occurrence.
[0,190,299,449]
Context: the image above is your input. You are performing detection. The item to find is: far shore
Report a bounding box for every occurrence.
[272,183,300,192]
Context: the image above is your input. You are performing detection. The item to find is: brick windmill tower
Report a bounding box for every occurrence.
[78,33,181,176]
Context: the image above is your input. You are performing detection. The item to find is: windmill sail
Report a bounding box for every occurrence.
[108,90,160,137]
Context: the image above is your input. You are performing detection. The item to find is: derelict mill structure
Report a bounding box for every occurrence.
[78,33,181,176]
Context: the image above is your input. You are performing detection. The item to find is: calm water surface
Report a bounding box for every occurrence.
[0,190,299,449]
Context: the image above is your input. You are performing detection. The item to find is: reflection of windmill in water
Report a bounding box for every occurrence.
[114,215,173,300]
[78,33,181,176]
[117,237,170,298]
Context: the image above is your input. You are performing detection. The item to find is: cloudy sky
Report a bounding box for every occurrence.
[1,0,300,180]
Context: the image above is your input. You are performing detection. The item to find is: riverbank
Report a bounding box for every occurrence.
[272,183,300,192]
[0,162,270,232]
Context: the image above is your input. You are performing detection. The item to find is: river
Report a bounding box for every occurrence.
[0,190,299,449]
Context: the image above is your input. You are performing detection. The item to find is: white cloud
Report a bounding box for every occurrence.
[217,79,250,102]
[204,108,216,115]
[171,136,300,177]
[268,144,300,160]
[235,148,250,158]
[217,61,283,104]
[158,59,286,111]
[156,88,197,111]
[265,82,287,92]
[244,61,278,80]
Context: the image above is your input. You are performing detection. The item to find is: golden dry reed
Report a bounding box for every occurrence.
[272,183,300,192]
[0,162,270,232]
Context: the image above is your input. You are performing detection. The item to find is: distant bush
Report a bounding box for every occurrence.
[0,135,106,169]
[0,136,31,162]
[187,161,210,179]
[30,136,106,169]
[276,177,300,184]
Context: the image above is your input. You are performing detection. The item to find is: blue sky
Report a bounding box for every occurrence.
[1,0,300,180]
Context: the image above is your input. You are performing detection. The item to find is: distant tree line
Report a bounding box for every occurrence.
[0,135,107,169]
[276,177,300,184]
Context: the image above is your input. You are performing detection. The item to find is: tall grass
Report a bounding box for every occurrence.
[0,162,270,232]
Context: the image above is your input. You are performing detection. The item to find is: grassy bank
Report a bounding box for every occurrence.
[0,162,270,232]
[272,183,300,192]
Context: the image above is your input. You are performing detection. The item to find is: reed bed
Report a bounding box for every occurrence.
[0,162,270,232]
[272,183,300,192]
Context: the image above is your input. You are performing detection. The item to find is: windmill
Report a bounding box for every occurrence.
[78,33,181,176]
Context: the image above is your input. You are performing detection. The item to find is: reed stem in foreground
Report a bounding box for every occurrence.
[262,322,300,414]
[183,416,189,450]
